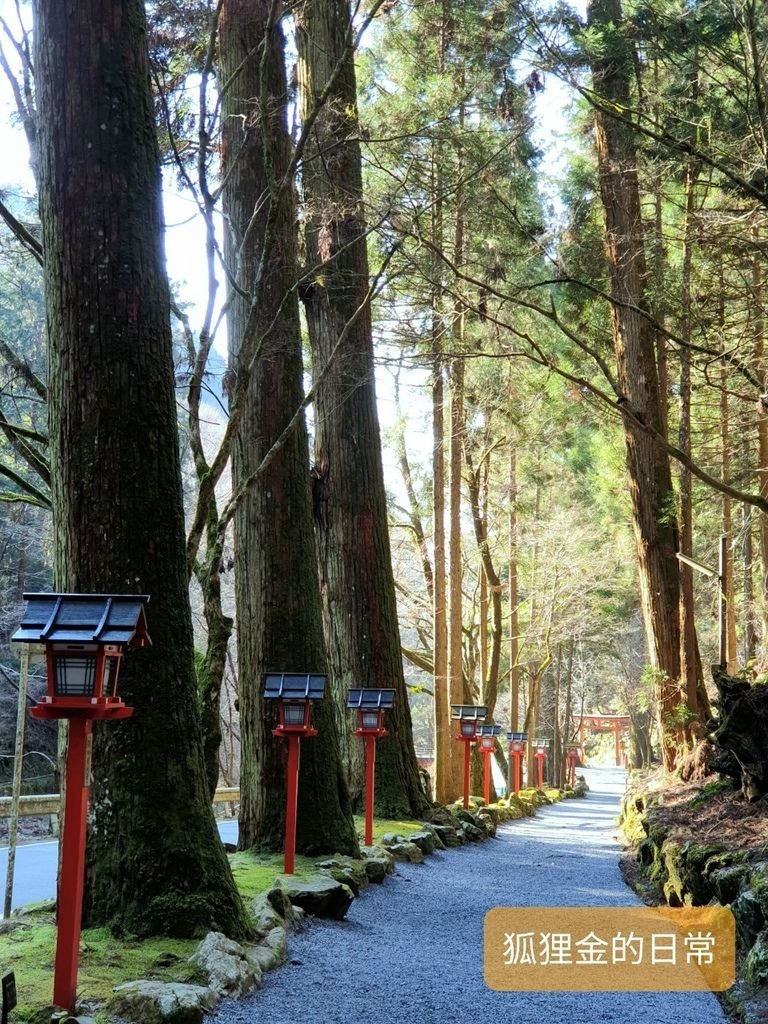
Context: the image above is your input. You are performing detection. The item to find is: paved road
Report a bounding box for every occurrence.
[213,767,729,1024]
[0,820,239,914]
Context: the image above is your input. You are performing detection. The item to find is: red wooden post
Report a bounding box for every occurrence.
[613,721,621,766]
[284,733,300,875]
[512,753,521,796]
[535,752,545,790]
[53,717,92,1013]
[463,740,472,809]
[482,748,492,805]
[364,734,376,847]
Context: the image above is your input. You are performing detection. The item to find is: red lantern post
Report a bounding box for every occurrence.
[12,593,151,1014]
[477,725,501,805]
[348,689,395,846]
[533,738,550,790]
[506,732,527,796]
[264,674,326,875]
[451,705,486,809]
[565,745,580,786]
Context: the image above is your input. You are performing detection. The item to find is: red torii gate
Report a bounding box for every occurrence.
[577,714,630,767]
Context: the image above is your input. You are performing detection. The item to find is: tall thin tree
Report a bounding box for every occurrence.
[294,0,427,817]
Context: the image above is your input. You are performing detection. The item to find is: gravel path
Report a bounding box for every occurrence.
[214,767,729,1024]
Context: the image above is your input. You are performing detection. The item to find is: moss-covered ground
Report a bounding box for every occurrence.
[1,805,559,1021]
[0,909,205,1022]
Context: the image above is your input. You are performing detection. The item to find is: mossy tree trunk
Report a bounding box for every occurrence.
[34,0,248,937]
[220,0,358,855]
[295,0,428,818]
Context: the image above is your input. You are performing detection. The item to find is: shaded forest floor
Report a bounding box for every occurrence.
[631,771,768,854]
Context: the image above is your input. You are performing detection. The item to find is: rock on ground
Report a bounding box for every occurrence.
[276,875,354,920]
[189,931,262,998]
[109,980,217,1024]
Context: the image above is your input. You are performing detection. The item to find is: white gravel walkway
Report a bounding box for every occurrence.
[213,766,730,1024]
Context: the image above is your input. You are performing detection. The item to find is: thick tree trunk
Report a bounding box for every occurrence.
[589,0,684,768]
[220,0,358,855]
[295,0,427,817]
[35,0,247,936]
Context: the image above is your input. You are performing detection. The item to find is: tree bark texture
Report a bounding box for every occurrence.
[35,0,248,937]
[589,0,684,767]
[196,541,232,800]
[220,0,358,855]
[295,0,427,817]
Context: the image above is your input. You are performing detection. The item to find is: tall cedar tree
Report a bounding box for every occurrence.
[588,0,687,766]
[34,0,248,936]
[220,0,359,854]
[294,0,428,817]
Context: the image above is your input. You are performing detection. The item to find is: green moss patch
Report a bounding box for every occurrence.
[356,815,423,842]
[0,918,202,1022]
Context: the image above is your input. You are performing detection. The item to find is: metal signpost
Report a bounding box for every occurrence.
[2,971,16,1024]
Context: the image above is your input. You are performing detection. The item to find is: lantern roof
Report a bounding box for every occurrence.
[506,731,528,742]
[263,673,326,701]
[12,593,151,647]
[346,688,395,710]
[477,724,501,736]
[451,704,487,721]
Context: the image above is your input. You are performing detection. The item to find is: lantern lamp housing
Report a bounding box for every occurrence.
[506,731,528,754]
[534,738,551,753]
[11,594,151,721]
[347,688,395,737]
[477,723,501,751]
[452,704,485,740]
[451,704,487,721]
[264,673,326,736]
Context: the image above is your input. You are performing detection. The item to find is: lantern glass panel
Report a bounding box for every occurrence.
[361,711,380,730]
[283,703,306,726]
[460,721,476,737]
[54,654,97,697]
[104,656,121,697]
[480,736,495,751]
